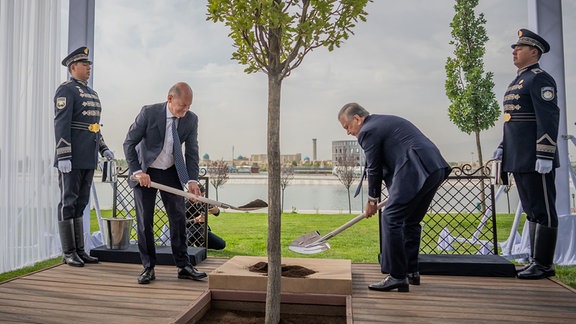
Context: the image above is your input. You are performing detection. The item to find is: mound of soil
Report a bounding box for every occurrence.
[248,261,316,278]
[238,199,268,209]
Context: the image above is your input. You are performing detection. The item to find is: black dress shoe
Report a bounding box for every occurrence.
[517,263,555,280]
[368,276,409,292]
[77,250,99,264]
[407,272,420,285]
[63,252,84,267]
[138,268,155,284]
[178,265,207,281]
[516,261,534,273]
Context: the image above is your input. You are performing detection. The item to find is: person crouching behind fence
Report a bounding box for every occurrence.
[185,188,226,250]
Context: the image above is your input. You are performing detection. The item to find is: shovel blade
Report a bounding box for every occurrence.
[288,231,331,255]
[289,241,331,254]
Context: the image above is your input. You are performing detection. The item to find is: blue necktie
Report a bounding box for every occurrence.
[172,117,189,185]
[354,170,366,198]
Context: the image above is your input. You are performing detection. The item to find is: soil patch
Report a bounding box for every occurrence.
[238,199,268,209]
[248,262,316,278]
[198,309,345,324]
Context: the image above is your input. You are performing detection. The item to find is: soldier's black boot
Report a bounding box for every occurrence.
[517,221,536,273]
[58,219,84,267]
[73,218,99,264]
[517,224,557,280]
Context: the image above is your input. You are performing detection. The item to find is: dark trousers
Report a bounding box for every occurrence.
[513,171,558,228]
[133,166,190,269]
[58,169,94,221]
[187,223,227,250]
[380,168,447,278]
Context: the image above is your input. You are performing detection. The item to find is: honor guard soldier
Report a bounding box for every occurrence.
[493,29,560,279]
[53,46,114,267]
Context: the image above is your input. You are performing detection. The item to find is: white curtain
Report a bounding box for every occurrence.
[0,0,62,273]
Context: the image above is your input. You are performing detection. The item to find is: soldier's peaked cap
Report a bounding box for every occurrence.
[61,46,92,67]
[511,29,550,53]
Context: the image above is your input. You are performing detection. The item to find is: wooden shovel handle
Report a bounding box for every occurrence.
[319,198,388,241]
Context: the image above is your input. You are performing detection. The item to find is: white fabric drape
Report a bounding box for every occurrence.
[0,0,62,273]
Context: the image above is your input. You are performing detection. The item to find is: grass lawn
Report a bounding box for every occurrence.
[1,210,575,289]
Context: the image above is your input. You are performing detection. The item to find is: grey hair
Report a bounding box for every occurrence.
[338,102,369,120]
[169,82,193,98]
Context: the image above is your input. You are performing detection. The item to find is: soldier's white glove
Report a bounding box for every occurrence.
[102,150,114,160]
[535,159,553,174]
[492,148,503,160]
[58,160,72,173]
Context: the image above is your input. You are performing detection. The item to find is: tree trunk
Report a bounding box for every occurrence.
[265,73,282,323]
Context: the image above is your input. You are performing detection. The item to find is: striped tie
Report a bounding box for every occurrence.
[172,117,189,185]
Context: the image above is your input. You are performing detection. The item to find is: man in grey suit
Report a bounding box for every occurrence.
[338,103,451,292]
[124,82,206,284]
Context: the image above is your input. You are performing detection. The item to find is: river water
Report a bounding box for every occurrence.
[92,173,523,214]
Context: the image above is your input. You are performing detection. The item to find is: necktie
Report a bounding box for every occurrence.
[171,117,189,185]
[354,169,366,198]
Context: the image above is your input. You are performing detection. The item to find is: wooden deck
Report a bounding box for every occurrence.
[1,258,575,323]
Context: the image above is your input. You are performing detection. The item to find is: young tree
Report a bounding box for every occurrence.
[207,159,229,201]
[445,0,500,167]
[334,150,358,214]
[207,1,370,322]
[280,164,295,212]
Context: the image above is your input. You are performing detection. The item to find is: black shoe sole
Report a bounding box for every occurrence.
[178,273,207,281]
[138,276,155,284]
[368,284,409,292]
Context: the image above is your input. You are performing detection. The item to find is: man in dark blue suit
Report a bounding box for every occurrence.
[124,82,206,284]
[338,103,451,292]
[493,29,560,280]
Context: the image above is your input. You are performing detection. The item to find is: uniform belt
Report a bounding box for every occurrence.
[71,121,100,133]
[504,113,536,123]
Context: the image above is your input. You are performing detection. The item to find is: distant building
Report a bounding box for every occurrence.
[332,140,365,167]
[250,153,302,167]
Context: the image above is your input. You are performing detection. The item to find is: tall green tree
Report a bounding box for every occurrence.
[445,0,500,167]
[207,1,369,322]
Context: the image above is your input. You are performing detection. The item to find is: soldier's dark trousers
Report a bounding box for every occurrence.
[513,171,558,279]
[57,169,94,267]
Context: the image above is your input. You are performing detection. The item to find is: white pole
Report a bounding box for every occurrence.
[528,0,571,217]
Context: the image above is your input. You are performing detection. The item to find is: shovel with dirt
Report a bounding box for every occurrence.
[131,176,268,211]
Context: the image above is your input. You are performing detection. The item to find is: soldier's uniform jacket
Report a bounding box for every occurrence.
[499,63,560,173]
[53,77,109,169]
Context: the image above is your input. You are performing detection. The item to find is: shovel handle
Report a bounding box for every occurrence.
[319,198,388,242]
[130,175,233,209]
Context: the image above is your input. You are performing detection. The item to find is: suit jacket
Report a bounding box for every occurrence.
[358,115,450,204]
[123,102,199,185]
[498,63,560,174]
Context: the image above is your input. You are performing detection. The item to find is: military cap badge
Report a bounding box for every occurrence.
[61,46,92,67]
[512,29,550,53]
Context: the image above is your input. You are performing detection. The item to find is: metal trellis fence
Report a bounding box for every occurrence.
[112,168,211,249]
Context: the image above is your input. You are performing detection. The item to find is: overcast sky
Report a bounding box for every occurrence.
[69,0,575,163]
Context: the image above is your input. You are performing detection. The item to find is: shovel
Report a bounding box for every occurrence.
[132,176,268,211]
[289,198,388,254]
